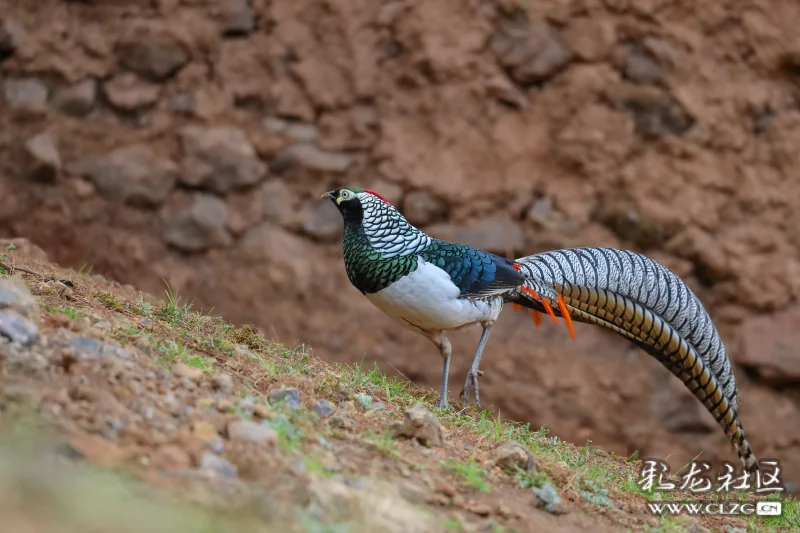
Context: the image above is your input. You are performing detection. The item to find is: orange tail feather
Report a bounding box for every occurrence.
[540,298,559,324]
[556,294,576,339]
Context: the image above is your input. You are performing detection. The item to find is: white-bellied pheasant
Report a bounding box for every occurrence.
[321,186,759,473]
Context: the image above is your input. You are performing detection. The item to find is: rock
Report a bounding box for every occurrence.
[491,18,573,84]
[52,79,97,117]
[227,419,278,447]
[116,30,190,81]
[736,305,800,384]
[104,73,161,112]
[66,145,179,207]
[398,481,428,504]
[3,78,48,113]
[172,362,204,382]
[21,133,60,182]
[393,403,443,447]
[66,337,134,360]
[329,415,356,430]
[486,74,528,108]
[427,219,524,256]
[563,18,616,62]
[592,195,673,250]
[666,227,731,283]
[467,503,492,516]
[261,180,296,226]
[220,0,255,36]
[622,41,668,85]
[527,197,558,227]
[280,144,352,173]
[226,190,265,235]
[150,444,191,472]
[238,223,318,290]
[0,277,39,320]
[168,92,196,115]
[607,84,692,137]
[313,399,335,418]
[268,387,301,410]
[0,19,17,60]
[402,191,445,226]
[0,310,38,345]
[533,483,563,514]
[164,193,232,253]
[302,201,343,241]
[200,450,238,478]
[211,373,234,394]
[494,442,536,473]
[180,125,266,193]
[263,117,318,144]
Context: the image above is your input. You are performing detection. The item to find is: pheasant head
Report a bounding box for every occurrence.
[320,186,431,258]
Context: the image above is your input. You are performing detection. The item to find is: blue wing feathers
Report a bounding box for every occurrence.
[419,239,524,297]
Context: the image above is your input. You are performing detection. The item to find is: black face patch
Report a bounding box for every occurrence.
[334,190,364,226]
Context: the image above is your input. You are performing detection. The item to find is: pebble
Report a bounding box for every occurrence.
[329,415,356,430]
[3,77,48,113]
[211,373,234,393]
[226,419,278,447]
[280,143,352,173]
[490,18,573,84]
[268,387,301,410]
[164,193,233,253]
[67,337,133,360]
[200,450,238,478]
[0,277,40,319]
[494,441,536,473]
[263,117,318,143]
[393,403,443,447]
[104,73,161,112]
[52,79,97,117]
[0,310,38,345]
[66,145,179,207]
[302,201,343,241]
[313,399,335,418]
[179,125,266,193]
[221,0,255,36]
[22,133,61,182]
[116,30,190,81]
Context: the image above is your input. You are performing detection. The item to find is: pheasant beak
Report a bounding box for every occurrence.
[320,191,336,201]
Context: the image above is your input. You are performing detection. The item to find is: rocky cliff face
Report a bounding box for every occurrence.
[1,0,799,486]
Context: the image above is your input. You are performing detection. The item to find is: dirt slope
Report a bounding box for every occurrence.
[1,0,800,488]
[1,238,797,533]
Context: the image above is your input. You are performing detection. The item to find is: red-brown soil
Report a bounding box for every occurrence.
[1,0,799,491]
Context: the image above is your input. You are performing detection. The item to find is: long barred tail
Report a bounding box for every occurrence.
[511,247,759,473]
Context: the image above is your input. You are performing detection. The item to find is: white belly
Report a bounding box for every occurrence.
[364,257,501,334]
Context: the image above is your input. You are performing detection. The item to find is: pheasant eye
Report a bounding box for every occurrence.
[340,190,351,200]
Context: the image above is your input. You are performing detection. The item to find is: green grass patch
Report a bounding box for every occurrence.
[441,456,491,493]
